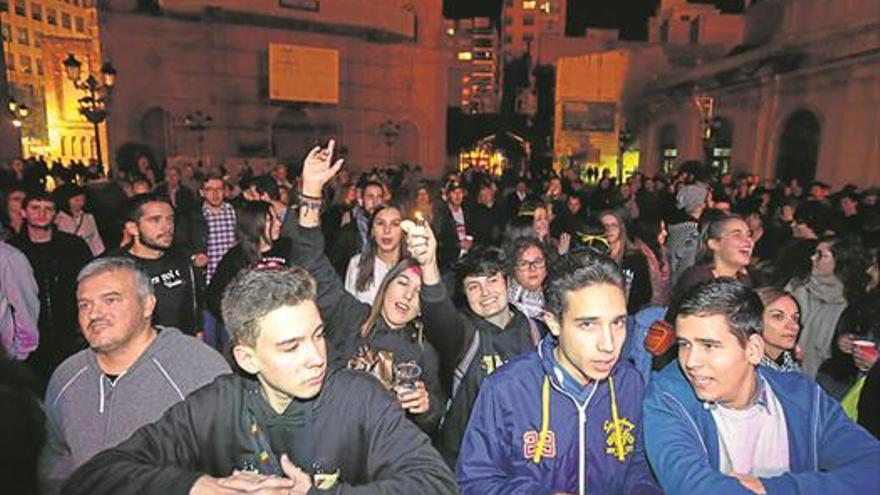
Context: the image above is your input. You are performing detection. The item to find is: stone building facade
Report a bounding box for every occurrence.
[99,0,447,176]
[634,0,880,187]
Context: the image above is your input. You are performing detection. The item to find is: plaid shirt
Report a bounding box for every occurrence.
[203,202,237,283]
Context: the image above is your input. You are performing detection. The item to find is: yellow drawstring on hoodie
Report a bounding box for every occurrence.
[532,376,551,463]
[607,375,629,462]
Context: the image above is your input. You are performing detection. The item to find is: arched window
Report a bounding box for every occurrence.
[776,110,821,186]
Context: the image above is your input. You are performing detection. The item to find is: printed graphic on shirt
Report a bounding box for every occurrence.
[523,430,557,460]
[604,415,636,462]
[480,354,506,375]
[151,268,185,289]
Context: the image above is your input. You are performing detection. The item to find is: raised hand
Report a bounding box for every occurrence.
[403,219,437,268]
[302,139,344,196]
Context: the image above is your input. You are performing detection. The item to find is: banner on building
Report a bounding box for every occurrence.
[268,44,339,104]
[561,101,615,133]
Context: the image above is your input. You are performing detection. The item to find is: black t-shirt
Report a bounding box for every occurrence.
[119,249,199,335]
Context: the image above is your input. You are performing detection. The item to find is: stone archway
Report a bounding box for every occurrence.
[775,109,821,186]
[140,107,169,165]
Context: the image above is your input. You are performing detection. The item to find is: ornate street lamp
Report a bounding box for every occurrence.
[378,119,400,167]
[62,53,116,167]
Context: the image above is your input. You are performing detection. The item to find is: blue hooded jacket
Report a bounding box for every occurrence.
[644,362,880,494]
[456,336,661,495]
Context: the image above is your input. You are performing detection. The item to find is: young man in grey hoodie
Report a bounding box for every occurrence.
[38,257,230,494]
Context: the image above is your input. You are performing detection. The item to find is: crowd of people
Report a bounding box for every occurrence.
[1,145,879,494]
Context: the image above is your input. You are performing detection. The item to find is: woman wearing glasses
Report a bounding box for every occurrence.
[787,237,869,379]
[598,210,652,314]
[506,236,549,319]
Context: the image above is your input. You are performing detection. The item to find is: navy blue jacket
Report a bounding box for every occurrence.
[644,362,880,494]
[457,336,660,495]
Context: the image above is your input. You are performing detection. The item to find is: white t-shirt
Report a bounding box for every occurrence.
[711,377,790,478]
[344,254,391,306]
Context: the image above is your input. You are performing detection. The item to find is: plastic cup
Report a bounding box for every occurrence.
[393,361,421,394]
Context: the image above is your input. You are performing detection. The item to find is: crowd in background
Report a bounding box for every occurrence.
[1,148,880,493]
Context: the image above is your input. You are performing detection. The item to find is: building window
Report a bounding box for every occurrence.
[504,16,512,26]
[31,2,41,20]
[33,30,41,47]
[60,137,66,156]
[473,51,492,60]
[35,57,43,75]
[523,33,533,44]
[75,16,83,32]
[523,15,535,26]
[61,12,71,29]
[457,51,473,61]
[1,23,10,41]
[522,0,537,9]
[689,18,700,45]
[15,0,25,16]
[17,26,28,45]
[0,1,7,13]
[5,53,14,71]
[20,54,31,73]
[504,34,512,44]
[47,7,56,24]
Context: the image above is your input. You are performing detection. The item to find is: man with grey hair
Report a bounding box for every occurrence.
[61,142,457,495]
[39,257,229,494]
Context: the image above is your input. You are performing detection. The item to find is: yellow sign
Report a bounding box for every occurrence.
[268,43,339,104]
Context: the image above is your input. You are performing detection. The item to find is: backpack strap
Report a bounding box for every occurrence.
[451,330,481,400]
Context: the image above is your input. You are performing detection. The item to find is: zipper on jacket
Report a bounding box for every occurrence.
[548,378,597,495]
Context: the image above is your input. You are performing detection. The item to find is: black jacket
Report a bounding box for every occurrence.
[290,225,445,434]
[206,237,292,319]
[420,281,542,467]
[61,371,457,495]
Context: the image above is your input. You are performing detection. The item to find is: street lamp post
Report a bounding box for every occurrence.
[378,119,400,168]
[184,111,213,165]
[62,54,116,167]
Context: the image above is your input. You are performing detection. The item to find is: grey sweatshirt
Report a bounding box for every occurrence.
[38,326,230,493]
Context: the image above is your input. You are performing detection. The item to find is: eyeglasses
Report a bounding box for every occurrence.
[516,258,546,271]
[813,250,833,260]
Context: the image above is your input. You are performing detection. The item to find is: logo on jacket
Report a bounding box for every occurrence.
[603,416,635,462]
[523,430,556,460]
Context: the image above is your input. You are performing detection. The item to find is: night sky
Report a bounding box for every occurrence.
[443,0,747,40]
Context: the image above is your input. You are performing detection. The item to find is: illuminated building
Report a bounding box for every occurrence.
[500,0,566,63]
[96,0,447,177]
[0,0,102,162]
[445,17,499,115]
[634,0,880,187]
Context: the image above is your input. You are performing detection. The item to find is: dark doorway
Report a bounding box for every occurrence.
[708,117,733,177]
[775,110,821,186]
[658,124,677,174]
[140,107,168,165]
